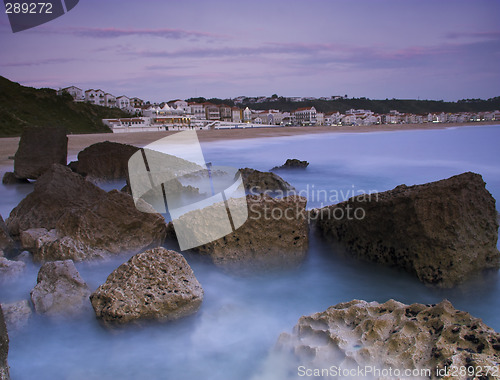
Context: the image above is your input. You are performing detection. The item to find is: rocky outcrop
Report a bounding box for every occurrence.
[190,194,308,273]
[2,172,29,185]
[7,164,167,262]
[271,158,309,170]
[30,260,91,316]
[238,168,295,194]
[314,172,500,288]
[68,141,139,181]
[0,305,9,380]
[0,258,25,278]
[14,126,67,180]
[0,216,14,255]
[0,300,32,330]
[90,248,203,324]
[273,299,500,379]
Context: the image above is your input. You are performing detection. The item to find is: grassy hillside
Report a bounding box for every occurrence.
[0,76,130,137]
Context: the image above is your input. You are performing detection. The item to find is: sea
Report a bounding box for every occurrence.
[1,124,499,379]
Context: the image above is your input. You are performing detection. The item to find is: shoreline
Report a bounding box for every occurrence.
[0,121,499,175]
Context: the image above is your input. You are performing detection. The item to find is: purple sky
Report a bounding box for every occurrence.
[1,0,499,102]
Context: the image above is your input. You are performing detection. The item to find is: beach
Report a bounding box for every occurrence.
[0,121,498,176]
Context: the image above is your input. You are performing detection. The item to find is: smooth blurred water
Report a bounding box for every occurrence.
[1,125,499,380]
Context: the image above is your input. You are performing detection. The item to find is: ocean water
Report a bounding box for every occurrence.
[1,125,499,380]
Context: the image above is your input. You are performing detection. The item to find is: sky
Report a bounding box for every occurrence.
[0,0,499,102]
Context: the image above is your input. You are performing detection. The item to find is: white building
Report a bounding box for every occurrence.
[116,96,131,110]
[85,89,105,106]
[58,86,84,101]
[294,106,317,126]
[188,103,205,119]
[104,93,116,108]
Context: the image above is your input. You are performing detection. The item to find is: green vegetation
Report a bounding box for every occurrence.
[234,96,500,114]
[0,76,130,137]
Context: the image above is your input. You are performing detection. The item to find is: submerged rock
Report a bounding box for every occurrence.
[190,194,309,273]
[68,141,139,181]
[0,258,25,278]
[90,248,203,324]
[14,126,67,180]
[7,164,167,262]
[314,172,500,287]
[271,299,500,379]
[0,306,9,380]
[271,158,309,170]
[31,260,91,316]
[238,168,295,194]
[0,300,32,330]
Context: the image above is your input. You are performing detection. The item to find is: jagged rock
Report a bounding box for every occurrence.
[20,228,50,250]
[90,247,203,324]
[271,299,500,379]
[14,126,67,180]
[0,216,15,255]
[7,164,167,262]
[314,172,500,288]
[238,168,295,194]
[0,305,10,380]
[2,172,29,185]
[0,300,32,330]
[271,158,309,170]
[30,260,91,316]
[68,141,139,181]
[190,194,308,273]
[0,258,25,278]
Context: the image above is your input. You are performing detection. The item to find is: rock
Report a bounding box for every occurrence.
[30,260,91,316]
[12,251,31,263]
[190,194,308,273]
[68,141,139,181]
[271,158,309,170]
[20,228,50,250]
[90,247,203,324]
[314,172,500,288]
[0,305,10,380]
[238,168,295,194]
[2,172,29,185]
[0,300,32,330]
[7,164,167,262]
[0,258,25,278]
[0,216,15,255]
[273,299,500,379]
[14,126,67,180]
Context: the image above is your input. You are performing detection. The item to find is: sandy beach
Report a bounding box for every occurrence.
[0,121,498,175]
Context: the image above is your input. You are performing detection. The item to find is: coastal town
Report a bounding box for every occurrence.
[57,86,500,133]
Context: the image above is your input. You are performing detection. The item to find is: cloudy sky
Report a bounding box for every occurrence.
[1,0,499,102]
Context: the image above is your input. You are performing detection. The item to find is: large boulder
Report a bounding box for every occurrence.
[238,168,295,194]
[14,126,67,180]
[6,164,167,262]
[271,158,309,170]
[2,172,29,185]
[0,216,15,255]
[0,300,32,330]
[90,248,204,324]
[0,306,9,380]
[271,299,500,379]
[190,194,309,273]
[314,172,500,288]
[30,260,91,316]
[68,141,139,181]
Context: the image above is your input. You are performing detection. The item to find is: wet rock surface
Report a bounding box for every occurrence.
[0,300,32,330]
[7,164,167,262]
[0,258,25,278]
[1,172,29,185]
[190,194,309,273]
[0,306,9,380]
[314,172,500,287]
[272,299,500,380]
[271,158,309,170]
[14,126,67,180]
[90,248,203,324]
[68,141,139,181]
[30,260,91,316]
[238,168,295,194]
[0,216,14,255]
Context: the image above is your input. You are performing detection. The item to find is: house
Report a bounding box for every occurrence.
[85,89,105,106]
[219,104,232,121]
[167,99,188,112]
[130,97,144,108]
[324,111,341,126]
[293,106,317,126]
[104,93,116,108]
[231,107,242,123]
[116,96,131,110]
[243,107,252,122]
[203,103,220,120]
[188,102,205,119]
[58,86,84,101]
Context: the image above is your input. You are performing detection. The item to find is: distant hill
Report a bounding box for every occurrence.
[0,76,130,137]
